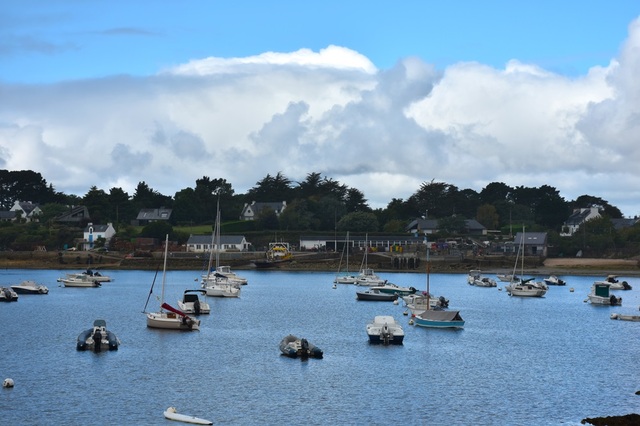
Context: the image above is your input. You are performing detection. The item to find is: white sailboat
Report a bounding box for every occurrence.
[201,202,241,298]
[505,227,547,298]
[145,235,200,330]
[334,231,358,284]
[355,233,386,286]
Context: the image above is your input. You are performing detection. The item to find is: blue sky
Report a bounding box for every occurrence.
[1,2,640,217]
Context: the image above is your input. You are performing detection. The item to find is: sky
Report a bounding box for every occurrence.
[1,1,640,217]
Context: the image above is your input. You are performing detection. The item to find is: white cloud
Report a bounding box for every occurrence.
[1,25,640,217]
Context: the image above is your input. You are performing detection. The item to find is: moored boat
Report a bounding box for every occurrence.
[59,276,101,287]
[594,275,632,290]
[543,275,566,286]
[11,280,49,294]
[610,313,640,322]
[370,282,418,296]
[163,407,212,425]
[587,283,622,305]
[177,289,211,315]
[279,334,323,359]
[76,319,119,351]
[355,289,398,302]
[413,309,465,329]
[366,316,404,345]
[0,286,19,302]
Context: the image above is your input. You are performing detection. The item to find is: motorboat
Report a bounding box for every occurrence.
[76,319,120,351]
[177,289,211,315]
[370,282,418,296]
[214,265,248,285]
[496,273,518,282]
[11,280,49,294]
[587,283,622,305]
[279,335,323,359]
[201,275,241,298]
[163,407,212,425]
[467,270,496,287]
[402,292,449,315]
[366,316,404,345]
[253,242,293,268]
[59,269,111,283]
[413,309,465,329]
[355,289,398,302]
[0,287,19,302]
[594,275,632,290]
[610,313,640,322]
[543,275,566,286]
[355,268,386,286]
[59,275,101,287]
[145,235,200,331]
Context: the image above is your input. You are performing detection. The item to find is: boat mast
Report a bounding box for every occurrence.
[426,247,430,310]
[160,234,169,312]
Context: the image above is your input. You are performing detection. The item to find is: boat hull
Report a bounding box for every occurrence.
[356,290,397,301]
[413,310,465,329]
[146,312,200,330]
[163,407,212,425]
[611,313,640,321]
[366,316,404,345]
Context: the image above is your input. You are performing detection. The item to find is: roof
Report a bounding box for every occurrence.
[136,208,172,220]
[514,232,547,245]
[0,211,16,220]
[84,223,113,232]
[186,235,246,245]
[405,218,486,232]
[611,218,639,230]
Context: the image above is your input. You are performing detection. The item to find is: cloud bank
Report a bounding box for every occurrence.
[1,22,639,216]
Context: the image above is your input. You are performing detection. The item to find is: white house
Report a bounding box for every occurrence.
[10,200,42,222]
[239,201,287,221]
[82,222,116,250]
[561,207,601,236]
[186,235,250,253]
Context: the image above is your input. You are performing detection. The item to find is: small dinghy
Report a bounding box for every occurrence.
[76,319,120,351]
[279,334,323,359]
[163,407,212,425]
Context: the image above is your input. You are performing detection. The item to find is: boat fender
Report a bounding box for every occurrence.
[3,378,14,388]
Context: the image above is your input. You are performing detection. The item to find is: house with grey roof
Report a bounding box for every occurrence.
[82,222,116,250]
[514,231,548,256]
[135,208,172,225]
[186,234,250,253]
[10,200,42,222]
[0,211,17,222]
[55,205,91,224]
[239,201,287,221]
[560,207,600,236]
[405,217,487,236]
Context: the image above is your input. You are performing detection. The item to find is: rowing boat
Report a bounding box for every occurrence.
[163,407,212,425]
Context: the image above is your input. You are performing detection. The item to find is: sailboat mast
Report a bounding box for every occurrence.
[426,247,431,310]
[160,234,169,311]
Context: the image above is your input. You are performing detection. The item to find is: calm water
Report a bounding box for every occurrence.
[1,268,639,425]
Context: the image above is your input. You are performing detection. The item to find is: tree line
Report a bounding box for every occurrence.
[1,169,638,257]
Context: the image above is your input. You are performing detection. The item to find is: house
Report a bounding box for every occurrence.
[611,217,640,231]
[135,208,172,225]
[561,207,601,236]
[185,234,250,253]
[0,211,16,222]
[82,222,116,250]
[514,231,548,256]
[405,218,487,236]
[10,200,42,222]
[239,201,287,221]
[55,205,91,224]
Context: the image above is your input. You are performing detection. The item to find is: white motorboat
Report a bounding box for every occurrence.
[610,313,640,322]
[355,268,386,286]
[145,235,200,331]
[496,273,518,282]
[214,265,247,285]
[543,275,566,286]
[59,269,111,283]
[366,315,404,345]
[467,270,496,287]
[59,275,101,287]
[163,407,212,425]
[587,283,622,305]
[0,286,19,302]
[11,280,49,294]
[76,319,119,351]
[177,289,211,314]
[370,282,418,296]
[403,292,449,315]
[593,275,632,290]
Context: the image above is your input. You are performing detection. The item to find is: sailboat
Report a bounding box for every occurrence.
[505,227,547,298]
[355,234,386,286]
[412,250,464,329]
[144,235,200,330]
[334,231,358,284]
[201,201,241,298]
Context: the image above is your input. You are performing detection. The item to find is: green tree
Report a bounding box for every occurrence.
[336,212,379,232]
[477,204,499,229]
[83,186,110,224]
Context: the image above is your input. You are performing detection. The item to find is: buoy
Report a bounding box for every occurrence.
[332,284,336,289]
[409,319,414,325]
[403,310,408,316]
[498,287,502,291]
[393,299,398,305]
[3,378,14,388]
[569,287,574,292]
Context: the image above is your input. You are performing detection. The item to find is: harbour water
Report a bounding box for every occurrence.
[1,268,639,425]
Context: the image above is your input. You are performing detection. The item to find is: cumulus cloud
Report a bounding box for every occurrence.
[1,21,640,216]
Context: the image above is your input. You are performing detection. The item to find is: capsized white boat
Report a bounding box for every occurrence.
[163,407,212,425]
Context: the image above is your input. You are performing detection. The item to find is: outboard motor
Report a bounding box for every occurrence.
[300,338,310,357]
[382,324,391,345]
[622,281,632,290]
[92,330,102,352]
[194,299,201,315]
